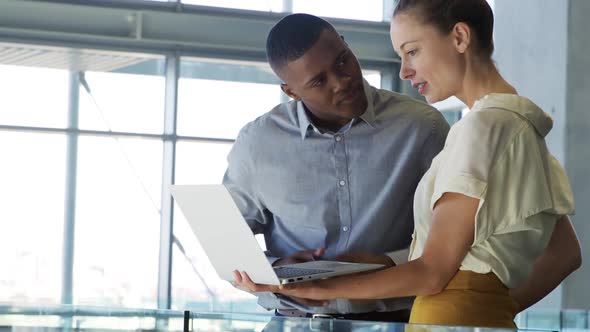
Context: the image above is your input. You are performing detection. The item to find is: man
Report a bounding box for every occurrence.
[223,13,449,321]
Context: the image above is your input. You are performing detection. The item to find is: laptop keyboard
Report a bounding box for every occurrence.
[274,266,333,278]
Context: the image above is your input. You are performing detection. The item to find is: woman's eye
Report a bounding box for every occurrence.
[407,49,417,56]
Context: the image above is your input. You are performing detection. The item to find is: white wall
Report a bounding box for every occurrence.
[494,0,590,310]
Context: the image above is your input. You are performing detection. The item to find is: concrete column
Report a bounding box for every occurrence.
[563,0,590,310]
[494,0,590,309]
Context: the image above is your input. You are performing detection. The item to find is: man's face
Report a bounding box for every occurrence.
[278,29,368,129]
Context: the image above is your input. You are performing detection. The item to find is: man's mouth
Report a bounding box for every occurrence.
[338,85,362,104]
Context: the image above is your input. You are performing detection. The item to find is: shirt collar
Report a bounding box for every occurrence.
[297,102,313,139]
[358,79,377,128]
[297,79,376,140]
[472,93,553,137]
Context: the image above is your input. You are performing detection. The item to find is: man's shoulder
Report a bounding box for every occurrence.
[372,88,445,125]
[373,88,437,114]
[236,101,298,142]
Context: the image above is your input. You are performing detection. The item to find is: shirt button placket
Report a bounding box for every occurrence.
[334,133,351,249]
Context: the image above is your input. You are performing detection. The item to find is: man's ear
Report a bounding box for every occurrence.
[280,83,300,100]
[340,34,350,46]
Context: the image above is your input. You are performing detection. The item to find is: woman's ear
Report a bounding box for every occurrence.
[281,83,300,100]
[453,22,471,54]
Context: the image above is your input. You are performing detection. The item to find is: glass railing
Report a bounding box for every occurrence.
[515,309,590,331]
[0,305,183,330]
[2,304,580,332]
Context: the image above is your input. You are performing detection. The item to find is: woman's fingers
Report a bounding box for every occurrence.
[239,271,279,293]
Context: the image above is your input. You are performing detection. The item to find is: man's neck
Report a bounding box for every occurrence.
[303,106,351,133]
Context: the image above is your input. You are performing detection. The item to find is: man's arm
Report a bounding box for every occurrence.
[224,129,330,308]
[222,129,271,235]
[509,216,582,311]
[223,129,281,270]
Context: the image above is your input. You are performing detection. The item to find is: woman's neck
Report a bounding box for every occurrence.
[456,58,517,108]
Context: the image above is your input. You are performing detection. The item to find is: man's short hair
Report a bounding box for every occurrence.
[266,13,336,72]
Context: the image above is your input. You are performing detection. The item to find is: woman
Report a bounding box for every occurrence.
[234,0,582,327]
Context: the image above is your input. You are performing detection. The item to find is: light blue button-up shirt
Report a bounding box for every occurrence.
[223,81,449,314]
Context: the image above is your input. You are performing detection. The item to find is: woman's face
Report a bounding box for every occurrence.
[390,13,465,103]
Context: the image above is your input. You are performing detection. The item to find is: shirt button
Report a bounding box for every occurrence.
[335,135,342,142]
[342,226,349,232]
[339,180,346,186]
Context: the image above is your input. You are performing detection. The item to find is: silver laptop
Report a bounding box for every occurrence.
[170,184,384,285]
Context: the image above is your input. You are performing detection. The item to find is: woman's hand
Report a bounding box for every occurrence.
[232,270,280,293]
[232,270,331,304]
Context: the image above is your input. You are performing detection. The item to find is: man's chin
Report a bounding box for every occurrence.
[334,94,367,119]
[340,108,365,120]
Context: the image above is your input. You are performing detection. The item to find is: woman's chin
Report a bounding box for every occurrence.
[425,93,450,105]
[425,95,439,104]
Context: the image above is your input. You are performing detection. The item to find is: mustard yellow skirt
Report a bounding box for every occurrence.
[409,271,520,328]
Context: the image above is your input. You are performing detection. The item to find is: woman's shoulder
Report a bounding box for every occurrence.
[466,93,553,138]
[448,105,527,150]
[442,95,542,172]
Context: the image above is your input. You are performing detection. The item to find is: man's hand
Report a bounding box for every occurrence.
[336,252,395,267]
[273,248,325,266]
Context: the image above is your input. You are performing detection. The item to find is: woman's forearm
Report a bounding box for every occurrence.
[289,257,447,300]
[279,193,479,301]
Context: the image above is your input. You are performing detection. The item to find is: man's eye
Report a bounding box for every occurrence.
[313,78,325,87]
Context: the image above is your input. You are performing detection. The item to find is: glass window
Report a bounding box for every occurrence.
[79,70,165,134]
[174,141,232,185]
[431,96,465,125]
[177,59,281,139]
[363,70,381,88]
[73,136,163,308]
[181,0,283,12]
[0,132,66,305]
[0,64,68,128]
[293,0,383,22]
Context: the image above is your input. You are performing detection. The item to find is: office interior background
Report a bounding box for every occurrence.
[0,0,589,329]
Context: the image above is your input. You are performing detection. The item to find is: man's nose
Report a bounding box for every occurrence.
[332,73,351,93]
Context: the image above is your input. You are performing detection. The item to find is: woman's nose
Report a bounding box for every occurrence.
[399,61,414,81]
